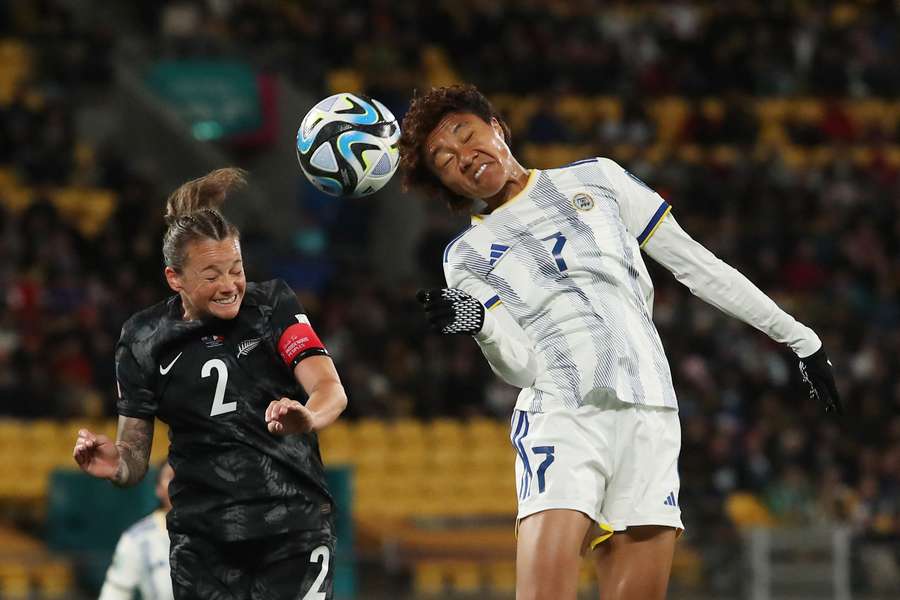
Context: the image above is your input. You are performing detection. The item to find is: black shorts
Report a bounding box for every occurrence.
[169,524,335,600]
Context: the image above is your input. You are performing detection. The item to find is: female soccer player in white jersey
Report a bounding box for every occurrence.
[400,85,841,600]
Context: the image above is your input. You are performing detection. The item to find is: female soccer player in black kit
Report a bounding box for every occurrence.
[73,168,347,600]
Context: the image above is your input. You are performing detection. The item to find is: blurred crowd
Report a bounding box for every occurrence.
[135,1,900,103]
[1,0,899,593]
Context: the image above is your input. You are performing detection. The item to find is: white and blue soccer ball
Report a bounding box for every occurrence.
[296,93,400,198]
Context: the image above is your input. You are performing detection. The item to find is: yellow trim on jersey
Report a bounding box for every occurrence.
[152,509,167,532]
[489,301,503,310]
[588,522,615,550]
[472,169,539,224]
[638,205,672,249]
[514,517,615,549]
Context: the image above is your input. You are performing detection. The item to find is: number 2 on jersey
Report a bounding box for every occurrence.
[202,359,235,416]
[541,232,568,273]
[302,545,330,600]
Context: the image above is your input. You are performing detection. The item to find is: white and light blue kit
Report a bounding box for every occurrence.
[443,157,822,538]
[99,510,174,600]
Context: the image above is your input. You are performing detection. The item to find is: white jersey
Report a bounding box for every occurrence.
[444,157,677,412]
[99,510,173,600]
[444,157,823,414]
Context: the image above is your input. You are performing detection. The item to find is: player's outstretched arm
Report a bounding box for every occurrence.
[266,355,347,436]
[417,288,539,388]
[73,416,154,486]
[643,215,842,414]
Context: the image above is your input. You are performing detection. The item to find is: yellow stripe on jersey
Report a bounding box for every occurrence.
[471,169,540,224]
[638,204,672,248]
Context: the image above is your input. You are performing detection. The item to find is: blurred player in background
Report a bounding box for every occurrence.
[73,168,347,600]
[99,462,175,600]
[401,85,841,600]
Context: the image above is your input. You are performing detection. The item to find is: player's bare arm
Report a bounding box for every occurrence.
[112,416,154,487]
[73,416,154,486]
[266,355,347,435]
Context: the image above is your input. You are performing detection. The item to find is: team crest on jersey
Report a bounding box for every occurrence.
[237,337,262,357]
[202,334,225,348]
[572,193,594,211]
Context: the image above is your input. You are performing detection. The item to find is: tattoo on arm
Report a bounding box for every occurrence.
[112,416,154,487]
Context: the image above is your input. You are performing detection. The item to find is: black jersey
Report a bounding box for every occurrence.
[115,279,333,541]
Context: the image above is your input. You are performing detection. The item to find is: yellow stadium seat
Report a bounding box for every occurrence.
[413,561,446,596]
[701,99,724,122]
[809,146,837,167]
[850,146,873,167]
[354,419,388,441]
[671,542,704,588]
[355,447,389,473]
[643,143,670,165]
[885,147,900,168]
[326,69,362,95]
[756,99,789,125]
[759,122,788,146]
[0,40,32,106]
[650,97,688,144]
[557,95,595,135]
[0,562,30,600]
[0,181,33,213]
[447,561,481,593]
[780,145,809,169]
[610,143,638,163]
[677,144,705,164]
[421,46,460,88]
[791,99,824,123]
[465,417,503,440]
[486,560,515,594]
[594,97,623,123]
[389,418,425,444]
[709,145,739,166]
[33,561,73,599]
[725,492,774,529]
[429,419,463,442]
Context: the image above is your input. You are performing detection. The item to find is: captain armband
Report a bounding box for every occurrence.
[277,314,328,369]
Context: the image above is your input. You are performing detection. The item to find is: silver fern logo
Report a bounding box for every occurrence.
[237,338,262,358]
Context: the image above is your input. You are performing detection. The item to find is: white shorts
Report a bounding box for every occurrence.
[510,397,683,541]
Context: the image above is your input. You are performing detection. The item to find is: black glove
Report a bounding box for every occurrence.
[416,288,485,335]
[798,348,843,415]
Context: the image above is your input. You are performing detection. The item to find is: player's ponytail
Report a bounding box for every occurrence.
[162,168,245,271]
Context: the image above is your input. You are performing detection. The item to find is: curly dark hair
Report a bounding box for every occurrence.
[398,84,511,213]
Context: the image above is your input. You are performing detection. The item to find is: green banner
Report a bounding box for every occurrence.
[146,60,263,140]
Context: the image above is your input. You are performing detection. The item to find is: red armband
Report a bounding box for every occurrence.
[278,317,328,368]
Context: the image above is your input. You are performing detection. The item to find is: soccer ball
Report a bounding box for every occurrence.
[296,93,400,198]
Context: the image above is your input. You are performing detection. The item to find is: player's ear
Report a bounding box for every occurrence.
[490,117,504,138]
[164,266,183,292]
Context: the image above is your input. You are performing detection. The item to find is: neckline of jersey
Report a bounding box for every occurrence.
[471,168,539,224]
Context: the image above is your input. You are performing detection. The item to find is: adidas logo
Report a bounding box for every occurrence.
[489,243,510,266]
[663,491,678,507]
[237,338,262,358]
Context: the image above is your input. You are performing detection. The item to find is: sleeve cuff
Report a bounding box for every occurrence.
[474,309,497,341]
